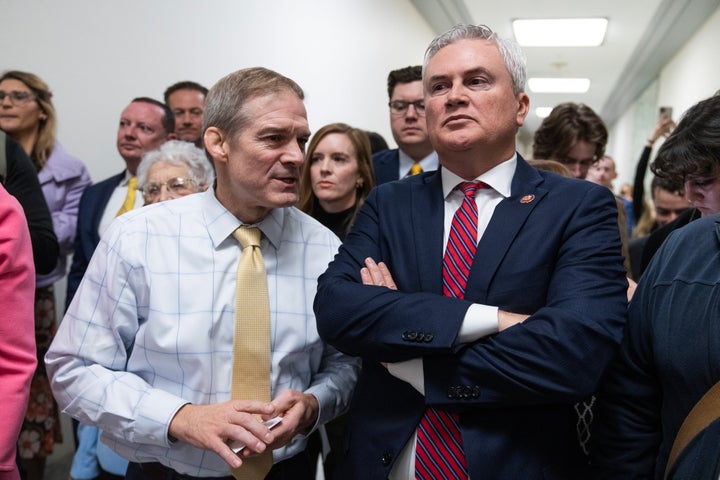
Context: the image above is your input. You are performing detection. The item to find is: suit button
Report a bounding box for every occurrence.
[381,450,393,466]
[472,386,480,398]
[402,331,417,341]
[447,386,457,399]
[423,333,434,342]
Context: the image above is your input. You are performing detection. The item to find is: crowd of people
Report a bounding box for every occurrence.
[1,20,720,480]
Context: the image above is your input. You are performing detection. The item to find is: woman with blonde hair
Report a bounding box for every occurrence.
[0,70,91,480]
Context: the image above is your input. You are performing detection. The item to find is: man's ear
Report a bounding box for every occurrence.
[204,127,229,165]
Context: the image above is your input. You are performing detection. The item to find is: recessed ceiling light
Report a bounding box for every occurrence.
[535,107,553,118]
[513,18,608,47]
[528,77,591,93]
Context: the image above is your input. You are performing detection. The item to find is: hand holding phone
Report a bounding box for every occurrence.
[229,416,283,453]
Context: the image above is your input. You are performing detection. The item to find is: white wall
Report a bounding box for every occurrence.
[2,0,435,181]
[608,5,720,191]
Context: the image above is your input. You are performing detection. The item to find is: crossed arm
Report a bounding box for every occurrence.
[360,257,529,336]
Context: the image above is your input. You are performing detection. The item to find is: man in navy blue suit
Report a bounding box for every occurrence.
[66,97,174,307]
[372,66,437,184]
[315,24,627,479]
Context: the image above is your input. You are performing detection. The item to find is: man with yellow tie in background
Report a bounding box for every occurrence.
[48,67,359,480]
[372,66,438,184]
[66,97,175,307]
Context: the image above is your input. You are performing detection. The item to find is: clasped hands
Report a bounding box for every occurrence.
[168,388,318,469]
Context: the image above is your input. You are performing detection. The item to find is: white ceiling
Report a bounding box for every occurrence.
[410,0,720,139]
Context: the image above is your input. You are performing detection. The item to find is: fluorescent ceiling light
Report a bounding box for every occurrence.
[535,107,553,118]
[513,18,608,47]
[528,77,591,93]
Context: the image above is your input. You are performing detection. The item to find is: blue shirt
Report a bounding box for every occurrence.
[47,188,359,477]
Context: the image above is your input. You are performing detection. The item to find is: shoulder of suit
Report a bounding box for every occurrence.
[372,148,399,163]
[86,171,125,190]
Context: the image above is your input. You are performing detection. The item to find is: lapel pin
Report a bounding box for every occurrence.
[520,194,535,204]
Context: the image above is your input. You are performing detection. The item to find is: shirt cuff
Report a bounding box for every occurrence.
[386,358,424,395]
[456,303,499,344]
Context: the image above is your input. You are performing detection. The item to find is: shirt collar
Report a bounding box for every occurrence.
[202,188,285,250]
[441,153,517,199]
[120,169,136,186]
[398,149,439,172]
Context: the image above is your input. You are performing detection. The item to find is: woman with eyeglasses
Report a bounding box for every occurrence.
[0,70,91,480]
[298,122,376,241]
[136,140,213,205]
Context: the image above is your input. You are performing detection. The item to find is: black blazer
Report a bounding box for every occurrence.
[66,172,124,307]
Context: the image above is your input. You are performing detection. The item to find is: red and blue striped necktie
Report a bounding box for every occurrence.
[415,180,487,480]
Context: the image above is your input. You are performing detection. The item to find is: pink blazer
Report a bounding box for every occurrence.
[0,184,37,480]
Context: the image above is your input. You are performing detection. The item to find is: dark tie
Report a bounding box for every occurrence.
[415,181,487,480]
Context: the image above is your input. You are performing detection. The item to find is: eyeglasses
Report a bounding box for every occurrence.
[389,100,425,116]
[139,177,196,199]
[0,90,36,105]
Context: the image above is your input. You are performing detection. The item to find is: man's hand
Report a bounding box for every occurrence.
[168,400,276,468]
[498,310,529,331]
[263,389,319,450]
[626,276,638,301]
[361,257,397,289]
[363,257,531,334]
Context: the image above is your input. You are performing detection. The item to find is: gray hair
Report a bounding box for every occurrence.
[202,67,304,143]
[137,140,214,191]
[423,24,527,95]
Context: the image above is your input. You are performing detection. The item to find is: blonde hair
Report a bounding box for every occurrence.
[0,70,57,169]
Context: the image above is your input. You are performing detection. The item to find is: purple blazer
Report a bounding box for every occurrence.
[37,143,91,288]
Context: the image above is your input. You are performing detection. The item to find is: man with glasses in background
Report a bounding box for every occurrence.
[373,66,438,184]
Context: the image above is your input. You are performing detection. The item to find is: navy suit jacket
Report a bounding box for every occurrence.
[315,155,628,479]
[66,172,124,308]
[372,148,400,185]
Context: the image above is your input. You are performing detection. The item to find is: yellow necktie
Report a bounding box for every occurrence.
[116,177,137,216]
[409,162,423,176]
[230,226,273,479]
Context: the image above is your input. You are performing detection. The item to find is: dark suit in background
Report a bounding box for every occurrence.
[66,172,123,307]
[315,157,628,478]
[372,149,400,185]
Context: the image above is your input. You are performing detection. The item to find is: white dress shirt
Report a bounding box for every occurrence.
[389,154,517,479]
[98,169,144,236]
[47,188,360,477]
[398,149,439,178]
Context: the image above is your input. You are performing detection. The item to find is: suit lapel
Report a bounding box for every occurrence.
[91,172,125,242]
[465,157,548,302]
[412,171,445,294]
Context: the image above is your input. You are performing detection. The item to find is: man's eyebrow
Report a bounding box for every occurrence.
[257,125,290,135]
[427,73,449,84]
[464,67,493,78]
[427,67,492,84]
